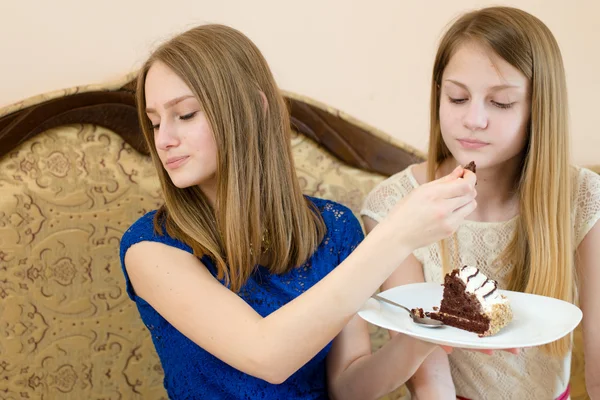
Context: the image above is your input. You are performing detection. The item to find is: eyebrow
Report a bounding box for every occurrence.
[444,79,521,91]
[146,95,195,114]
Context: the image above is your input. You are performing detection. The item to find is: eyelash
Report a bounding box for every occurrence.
[151,111,198,130]
[448,97,514,109]
[180,111,197,121]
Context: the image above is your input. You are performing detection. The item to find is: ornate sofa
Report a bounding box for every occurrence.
[0,74,588,399]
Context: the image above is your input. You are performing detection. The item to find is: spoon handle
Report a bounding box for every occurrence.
[372,294,412,315]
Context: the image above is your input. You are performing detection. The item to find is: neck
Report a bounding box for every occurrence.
[440,156,523,222]
[199,175,218,209]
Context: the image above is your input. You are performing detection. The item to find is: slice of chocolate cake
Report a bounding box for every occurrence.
[430,266,512,337]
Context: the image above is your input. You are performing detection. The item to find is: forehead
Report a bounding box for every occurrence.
[443,42,529,89]
[145,61,194,106]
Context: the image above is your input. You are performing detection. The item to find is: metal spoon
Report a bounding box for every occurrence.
[372,294,444,328]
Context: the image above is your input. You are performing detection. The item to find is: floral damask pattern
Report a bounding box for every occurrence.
[0,124,586,400]
[0,125,165,399]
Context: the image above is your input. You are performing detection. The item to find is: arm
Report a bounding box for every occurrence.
[383,257,456,400]
[326,214,441,400]
[326,313,439,400]
[364,216,456,400]
[575,220,600,398]
[125,167,476,384]
[125,227,412,385]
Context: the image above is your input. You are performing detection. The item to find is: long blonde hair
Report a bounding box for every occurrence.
[427,7,574,356]
[135,24,326,293]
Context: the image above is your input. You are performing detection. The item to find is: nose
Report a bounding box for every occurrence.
[154,121,179,150]
[463,100,488,131]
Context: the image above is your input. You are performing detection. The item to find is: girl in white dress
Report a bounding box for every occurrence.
[361,6,600,400]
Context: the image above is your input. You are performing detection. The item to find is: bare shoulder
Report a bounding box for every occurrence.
[124,240,198,267]
[124,241,214,299]
[410,161,429,185]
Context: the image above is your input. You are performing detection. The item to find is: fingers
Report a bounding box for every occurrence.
[428,176,475,200]
[430,168,477,199]
[440,345,454,354]
[461,169,477,188]
[435,166,476,186]
[445,180,475,199]
[438,166,464,182]
[446,190,477,212]
[447,199,477,226]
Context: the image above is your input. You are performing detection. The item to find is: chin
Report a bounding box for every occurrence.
[445,149,472,164]
[170,172,216,190]
[448,146,485,163]
[456,156,503,172]
[171,181,196,189]
[168,175,201,189]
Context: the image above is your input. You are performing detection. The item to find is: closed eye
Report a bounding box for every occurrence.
[449,97,467,104]
[491,101,515,109]
[180,111,198,121]
[150,111,197,130]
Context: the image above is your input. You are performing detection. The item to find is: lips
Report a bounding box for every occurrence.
[458,138,489,149]
[165,156,189,169]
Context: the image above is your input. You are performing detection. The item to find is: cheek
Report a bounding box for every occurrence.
[439,103,459,138]
[189,127,218,165]
[203,135,218,166]
[495,113,529,149]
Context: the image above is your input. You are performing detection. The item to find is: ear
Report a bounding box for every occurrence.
[259,91,269,113]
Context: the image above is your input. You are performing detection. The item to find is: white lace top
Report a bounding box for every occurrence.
[361,165,600,400]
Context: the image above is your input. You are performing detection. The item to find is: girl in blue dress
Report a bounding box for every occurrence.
[120,24,477,399]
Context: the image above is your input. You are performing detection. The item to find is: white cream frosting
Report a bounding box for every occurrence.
[458,266,508,312]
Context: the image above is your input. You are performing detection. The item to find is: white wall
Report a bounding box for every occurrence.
[1,0,598,165]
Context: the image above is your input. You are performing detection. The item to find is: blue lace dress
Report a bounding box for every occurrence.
[119,197,364,399]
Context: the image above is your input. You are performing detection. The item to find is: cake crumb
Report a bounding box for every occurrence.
[411,308,425,318]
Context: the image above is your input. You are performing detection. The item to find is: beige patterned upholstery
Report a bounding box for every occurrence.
[0,121,408,399]
[0,90,587,399]
[0,125,165,399]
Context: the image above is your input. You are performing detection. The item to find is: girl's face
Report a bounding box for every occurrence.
[439,42,531,170]
[145,61,218,191]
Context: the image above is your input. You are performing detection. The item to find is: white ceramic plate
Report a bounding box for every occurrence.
[358,282,582,349]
